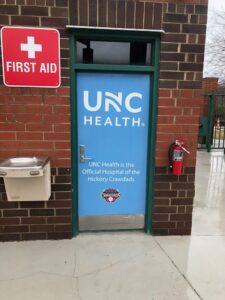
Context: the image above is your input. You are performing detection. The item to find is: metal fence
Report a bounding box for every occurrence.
[198,93,225,153]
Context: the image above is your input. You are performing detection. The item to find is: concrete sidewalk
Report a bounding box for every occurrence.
[0,151,225,300]
[0,233,225,300]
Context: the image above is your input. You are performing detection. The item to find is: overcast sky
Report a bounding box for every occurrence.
[206,0,225,27]
[208,0,225,12]
[203,0,225,79]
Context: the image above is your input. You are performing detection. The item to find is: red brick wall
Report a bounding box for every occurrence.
[156,2,207,234]
[0,167,72,241]
[157,89,201,167]
[71,0,207,235]
[70,0,208,235]
[202,78,218,93]
[0,1,71,166]
[0,87,71,167]
[71,1,207,168]
[0,0,72,241]
[200,78,218,116]
[0,0,208,240]
[153,166,195,235]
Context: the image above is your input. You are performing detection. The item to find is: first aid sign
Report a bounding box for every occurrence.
[1,27,61,87]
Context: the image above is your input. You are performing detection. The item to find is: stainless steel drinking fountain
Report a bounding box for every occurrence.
[0,157,51,201]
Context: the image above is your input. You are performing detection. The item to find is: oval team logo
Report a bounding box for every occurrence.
[101,188,121,203]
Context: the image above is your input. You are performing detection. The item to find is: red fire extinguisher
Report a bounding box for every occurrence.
[168,140,190,176]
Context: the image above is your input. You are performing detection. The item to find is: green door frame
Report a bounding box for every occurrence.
[68,27,162,236]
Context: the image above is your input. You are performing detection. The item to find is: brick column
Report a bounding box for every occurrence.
[153,1,208,234]
[0,1,72,241]
[200,77,218,116]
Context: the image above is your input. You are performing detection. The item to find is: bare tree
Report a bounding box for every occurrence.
[204,9,225,86]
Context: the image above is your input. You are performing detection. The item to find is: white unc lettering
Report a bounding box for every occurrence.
[125,93,142,113]
[83,91,102,112]
[105,92,122,112]
[83,91,143,113]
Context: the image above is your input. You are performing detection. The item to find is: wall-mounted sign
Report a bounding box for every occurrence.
[1,26,61,88]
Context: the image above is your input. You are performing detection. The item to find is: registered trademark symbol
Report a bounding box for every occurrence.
[141,123,145,127]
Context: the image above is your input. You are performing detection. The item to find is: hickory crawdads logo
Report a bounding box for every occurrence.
[101,188,121,203]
